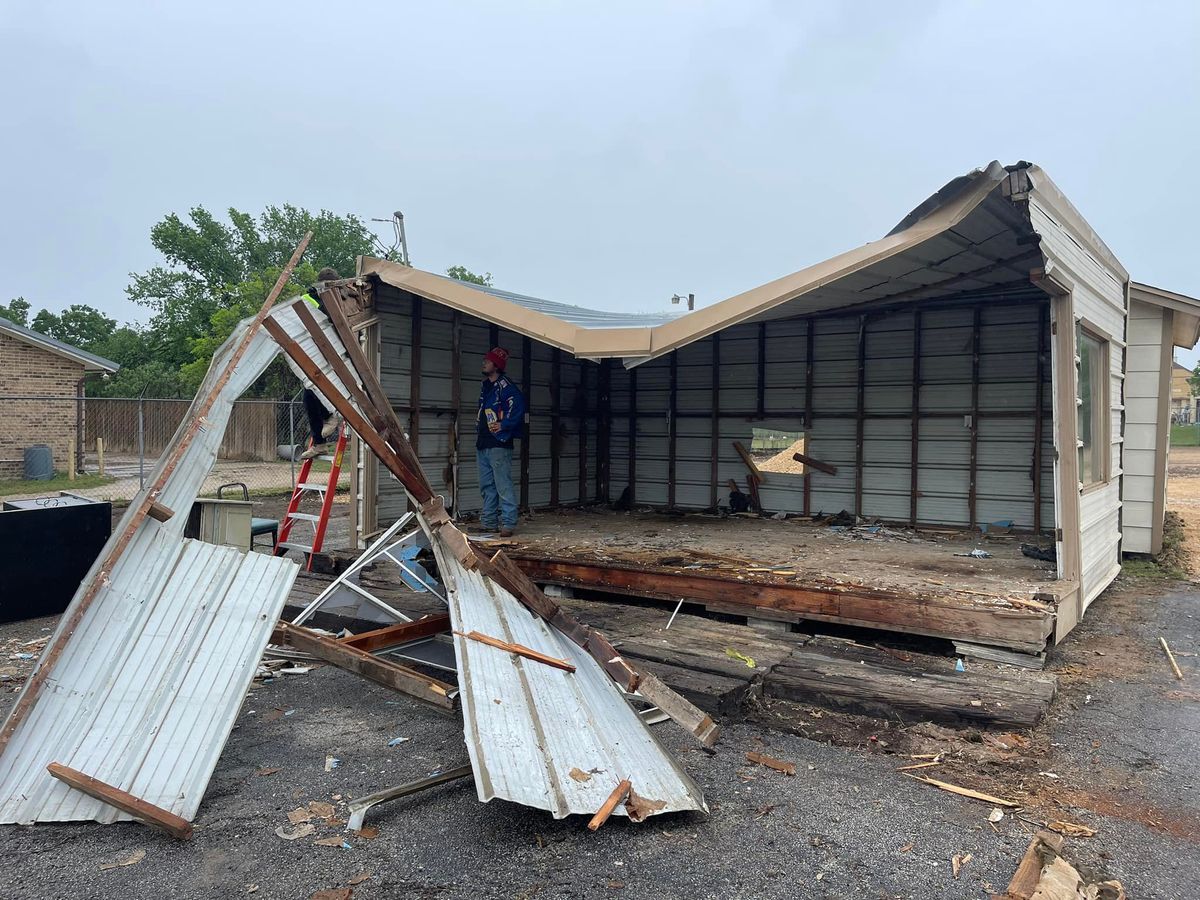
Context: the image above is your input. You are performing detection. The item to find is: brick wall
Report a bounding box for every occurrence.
[0,332,86,479]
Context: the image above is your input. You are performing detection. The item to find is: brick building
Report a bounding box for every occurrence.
[0,317,119,479]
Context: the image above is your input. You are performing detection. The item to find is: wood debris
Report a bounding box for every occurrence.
[745,751,796,776]
[952,852,971,878]
[455,630,576,673]
[1160,637,1185,680]
[588,779,632,831]
[1046,820,1096,838]
[99,848,146,871]
[904,773,1017,807]
[996,830,1124,899]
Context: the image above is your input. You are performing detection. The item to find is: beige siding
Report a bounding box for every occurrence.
[1122,301,1165,553]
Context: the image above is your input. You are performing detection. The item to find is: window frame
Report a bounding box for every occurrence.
[1075,321,1111,490]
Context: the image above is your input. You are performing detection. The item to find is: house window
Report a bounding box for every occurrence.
[1076,326,1108,486]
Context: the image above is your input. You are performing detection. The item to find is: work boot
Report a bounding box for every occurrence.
[499,527,515,538]
[321,417,341,439]
[299,444,325,460]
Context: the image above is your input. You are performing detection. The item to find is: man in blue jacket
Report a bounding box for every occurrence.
[477,346,526,536]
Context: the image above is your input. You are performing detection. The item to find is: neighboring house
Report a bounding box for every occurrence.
[1170,361,1193,422]
[0,317,119,479]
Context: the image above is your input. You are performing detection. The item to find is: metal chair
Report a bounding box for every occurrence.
[216,482,279,551]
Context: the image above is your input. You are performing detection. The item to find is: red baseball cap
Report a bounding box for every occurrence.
[485,347,509,371]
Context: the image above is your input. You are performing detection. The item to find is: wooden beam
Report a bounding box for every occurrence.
[509,556,1053,652]
[668,352,678,508]
[910,309,922,527]
[147,501,174,523]
[637,672,719,747]
[803,320,814,516]
[263,318,432,502]
[550,348,561,507]
[47,762,193,840]
[710,333,721,510]
[456,629,576,673]
[338,613,452,653]
[791,452,837,476]
[968,305,981,530]
[292,299,374,416]
[277,622,457,710]
[409,294,422,455]
[0,233,313,758]
[520,336,532,511]
[854,315,867,517]
[733,441,764,481]
[627,366,638,506]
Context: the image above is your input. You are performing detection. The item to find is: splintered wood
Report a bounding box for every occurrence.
[994,830,1125,900]
[587,779,631,831]
[455,630,576,673]
[745,751,796,776]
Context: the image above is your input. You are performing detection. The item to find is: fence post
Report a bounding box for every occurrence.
[138,395,145,490]
[97,437,105,477]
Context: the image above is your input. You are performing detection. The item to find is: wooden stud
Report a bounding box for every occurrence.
[968,305,981,530]
[293,300,375,415]
[587,779,631,831]
[409,295,422,455]
[0,233,313,758]
[910,309,922,527]
[338,613,452,653]
[637,673,719,746]
[520,336,532,511]
[47,763,194,840]
[710,333,721,510]
[668,352,678,509]
[803,320,814,516]
[550,348,561,507]
[854,315,867,517]
[791,452,836,476]
[147,501,174,523]
[733,441,765,482]
[1033,301,1047,535]
[627,366,638,506]
[455,629,576,673]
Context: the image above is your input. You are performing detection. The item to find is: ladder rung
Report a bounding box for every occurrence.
[296,482,326,491]
[277,541,314,553]
[286,512,322,522]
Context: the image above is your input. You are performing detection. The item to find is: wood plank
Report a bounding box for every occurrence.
[47,762,193,839]
[339,614,452,653]
[745,751,796,776]
[456,630,576,673]
[637,672,719,747]
[147,501,175,523]
[277,622,457,710]
[511,555,1053,652]
[790,452,837,476]
[0,233,313,758]
[732,441,763,482]
[588,779,631,831]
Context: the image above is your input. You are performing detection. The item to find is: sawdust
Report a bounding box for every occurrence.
[756,438,807,475]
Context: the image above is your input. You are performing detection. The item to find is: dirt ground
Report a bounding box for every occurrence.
[0,459,1197,897]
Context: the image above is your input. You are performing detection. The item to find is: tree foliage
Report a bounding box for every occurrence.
[446,265,494,286]
[0,297,31,326]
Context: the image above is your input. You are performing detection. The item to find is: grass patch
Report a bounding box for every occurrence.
[1123,511,1190,580]
[1170,423,1200,447]
[0,471,116,498]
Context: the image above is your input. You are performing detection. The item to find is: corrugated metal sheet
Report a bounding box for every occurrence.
[434,547,707,819]
[0,320,299,825]
[446,277,681,330]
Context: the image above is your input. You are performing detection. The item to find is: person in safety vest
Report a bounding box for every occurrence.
[476,346,526,536]
[298,267,343,460]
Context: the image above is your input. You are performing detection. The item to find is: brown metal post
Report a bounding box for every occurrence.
[578,363,589,504]
[853,316,867,517]
[968,305,982,529]
[909,310,922,526]
[627,366,638,505]
[550,348,561,507]
[710,333,721,510]
[1033,301,1047,534]
[520,336,532,511]
[756,322,766,418]
[803,320,814,516]
[409,295,422,455]
[668,352,678,509]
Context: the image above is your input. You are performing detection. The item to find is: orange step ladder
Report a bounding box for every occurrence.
[274,424,348,571]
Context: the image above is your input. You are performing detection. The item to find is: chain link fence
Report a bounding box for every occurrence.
[0,393,351,507]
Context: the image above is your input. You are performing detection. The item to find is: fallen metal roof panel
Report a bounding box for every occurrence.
[0,322,298,825]
[436,548,707,820]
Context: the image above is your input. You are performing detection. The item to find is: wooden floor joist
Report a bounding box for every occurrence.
[47,763,193,839]
[339,614,452,653]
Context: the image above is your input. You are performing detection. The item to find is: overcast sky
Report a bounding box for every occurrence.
[3,1,1198,362]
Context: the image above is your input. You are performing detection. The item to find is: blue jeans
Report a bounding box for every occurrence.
[477,447,518,530]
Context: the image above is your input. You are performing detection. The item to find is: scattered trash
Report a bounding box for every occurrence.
[387,737,410,747]
[1020,543,1057,563]
[314,836,352,848]
[310,890,352,900]
[988,808,1005,823]
[1047,820,1097,838]
[569,767,593,783]
[951,852,972,879]
[275,823,316,841]
[954,658,965,673]
[725,649,756,669]
[353,826,380,840]
[99,848,146,871]
[954,548,991,559]
[287,807,313,825]
[325,755,341,772]
[348,872,372,886]
[309,800,336,819]
[1038,772,1060,779]
[745,751,796,776]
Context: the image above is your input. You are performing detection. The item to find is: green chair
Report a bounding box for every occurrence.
[217,482,279,551]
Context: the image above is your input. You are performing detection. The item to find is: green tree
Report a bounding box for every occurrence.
[446,265,493,286]
[0,297,31,325]
[30,304,116,351]
[1190,363,1200,397]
